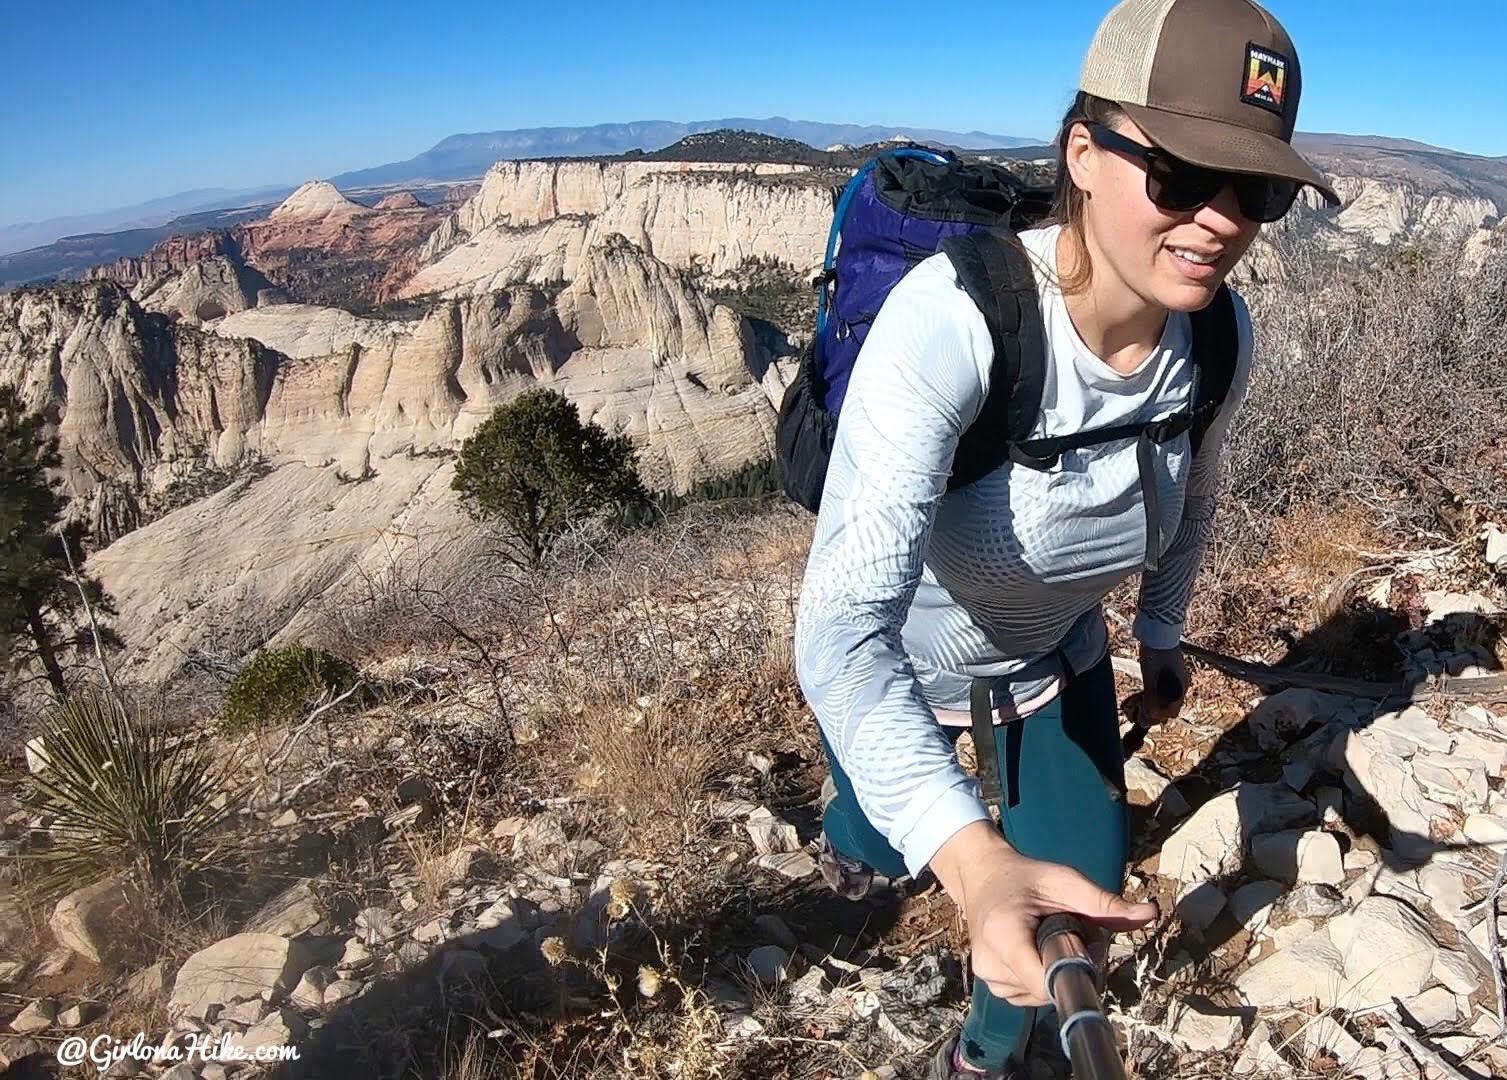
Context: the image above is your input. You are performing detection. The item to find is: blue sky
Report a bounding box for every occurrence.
[2,0,1502,228]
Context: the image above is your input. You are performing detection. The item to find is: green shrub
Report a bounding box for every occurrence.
[27,690,234,895]
[452,387,648,565]
[222,644,357,732]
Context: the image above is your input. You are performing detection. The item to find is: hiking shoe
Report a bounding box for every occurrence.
[817,832,874,901]
[926,1033,1025,1080]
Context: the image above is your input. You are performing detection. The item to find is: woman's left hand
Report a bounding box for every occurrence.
[1138,645,1189,723]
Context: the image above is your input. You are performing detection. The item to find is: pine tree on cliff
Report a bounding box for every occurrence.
[452,387,649,566]
[0,385,112,699]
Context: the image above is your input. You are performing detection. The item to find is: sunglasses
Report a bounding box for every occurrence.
[1084,122,1300,224]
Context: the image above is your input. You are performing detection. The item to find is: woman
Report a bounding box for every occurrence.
[792,1,1339,1076]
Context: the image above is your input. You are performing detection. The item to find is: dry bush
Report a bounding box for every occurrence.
[1229,235,1507,541]
[561,689,730,854]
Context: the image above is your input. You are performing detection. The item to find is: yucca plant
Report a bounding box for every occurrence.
[25,690,237,897]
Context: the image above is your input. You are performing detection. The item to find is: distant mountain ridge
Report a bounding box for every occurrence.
[328,117,1040,188]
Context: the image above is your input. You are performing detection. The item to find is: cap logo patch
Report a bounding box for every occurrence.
[1241,42,1288,115]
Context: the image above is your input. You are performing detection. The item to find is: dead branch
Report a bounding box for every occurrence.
[1381,1004,1474,1080]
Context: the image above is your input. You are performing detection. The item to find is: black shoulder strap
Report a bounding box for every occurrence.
[1187,284,1239,458]
[937,230,1047,490]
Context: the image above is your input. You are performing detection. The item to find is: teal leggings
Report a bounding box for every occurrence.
[818,656,1128,1072]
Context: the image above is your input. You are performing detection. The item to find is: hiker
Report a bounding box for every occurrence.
[786,1,1339,1076]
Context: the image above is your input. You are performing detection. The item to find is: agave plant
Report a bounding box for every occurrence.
[25,690,238,897]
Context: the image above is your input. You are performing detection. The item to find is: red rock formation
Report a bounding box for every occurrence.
[84,191,450,309]
[374,192,424,210]
[86,231,242,285]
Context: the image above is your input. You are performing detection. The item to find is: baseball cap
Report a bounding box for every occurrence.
[1079,0,1340,206]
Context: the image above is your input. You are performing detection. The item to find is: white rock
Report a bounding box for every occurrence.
[1484,523,1507,567]
[227,1006,306,1055]
[513,813,568,858]
[1250,829,1343,885]
[1328,896,1437,1009]
[1236,927,1345,1008]
[1417,862,1476,925]
[439,844,496,886]
[290,965,335,1011]
[1247,689,1356,751]
[1432,949,1481,995]
[1422,589,1499,622]
[1159,783,1316,880]
[1343,847,1377,871]
[1463,813,1507,849]
[746,945,791,987]
[246,880,323,938]
[324,979,362,1005]
[219,998,266,1025]
[1174,881,1227,932]
[1344,1045,1389,1080]
[1450,730,1506,778]
[787,965,828,1005]
[1166,997,1242,1052]
[1268,917,1317,950]
[169,933,311,1020]
[355,906,400,946]
[709,799,758,820]
[744,808,800,855]
[753,851,817,879]
[121,961,167,1003]
[1336,729,1449,859]
[1402,985,1458,1029]
[1412,752,1489,809]
[1369,706,1454,755]
[50,874,140,964]
[412,918,450,945]
[8,998,57,1034]
[1452,704,1503,735]
[1231,1019,1283,1076]
[1229,880,1286,933]
[1123,757,1171,804]
[1299,1014,1363,1064]
[1463,914,1507,968]
[337,938,373,970]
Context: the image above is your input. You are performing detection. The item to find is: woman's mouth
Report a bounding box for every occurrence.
[1167,245,1222,280]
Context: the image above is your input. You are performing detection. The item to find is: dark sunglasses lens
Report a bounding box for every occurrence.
[1146,158,1223,212]
[1238,176,1300,222]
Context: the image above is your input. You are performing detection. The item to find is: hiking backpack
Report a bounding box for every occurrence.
[773,145,1239,571]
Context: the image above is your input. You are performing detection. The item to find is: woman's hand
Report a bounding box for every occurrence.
[1138,644,1189,723]
[930,821,1159,1005]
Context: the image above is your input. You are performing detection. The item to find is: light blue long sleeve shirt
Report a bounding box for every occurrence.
[793,224,1254,876]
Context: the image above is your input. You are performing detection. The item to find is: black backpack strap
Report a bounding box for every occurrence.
[937,231,1046,490]
[1187,284,1240,459]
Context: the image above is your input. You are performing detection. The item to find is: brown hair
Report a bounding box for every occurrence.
[1043,91,1127,296]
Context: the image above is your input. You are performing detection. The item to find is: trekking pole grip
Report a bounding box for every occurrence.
[1035,914,1126,1080]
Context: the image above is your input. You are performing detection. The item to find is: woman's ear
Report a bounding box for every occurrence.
[1063,121,1098,196]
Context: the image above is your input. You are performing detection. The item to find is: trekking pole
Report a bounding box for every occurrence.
[1036,913,1126,1080]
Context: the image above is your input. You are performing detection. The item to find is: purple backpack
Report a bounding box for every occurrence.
[774,145,1237,572]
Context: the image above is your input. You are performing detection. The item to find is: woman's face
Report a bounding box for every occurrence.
[1066,117,1264,313]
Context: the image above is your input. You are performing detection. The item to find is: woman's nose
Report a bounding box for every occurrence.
[1194,181,1257,236]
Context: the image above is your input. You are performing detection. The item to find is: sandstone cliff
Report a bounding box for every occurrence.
[132,254,285,324]
[403,160,831,298]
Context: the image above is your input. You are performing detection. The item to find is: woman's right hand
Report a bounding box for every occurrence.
[930,820,1159,1006]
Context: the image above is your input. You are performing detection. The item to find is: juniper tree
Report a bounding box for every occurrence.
[0,385,111,699]
[452,387,648,565]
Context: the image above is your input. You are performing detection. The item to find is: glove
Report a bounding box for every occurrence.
[1137,644,1189,724]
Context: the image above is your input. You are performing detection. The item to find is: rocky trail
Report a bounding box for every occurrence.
[3,509,1506,1080]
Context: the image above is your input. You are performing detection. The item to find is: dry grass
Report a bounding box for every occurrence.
[560,689,728,854]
